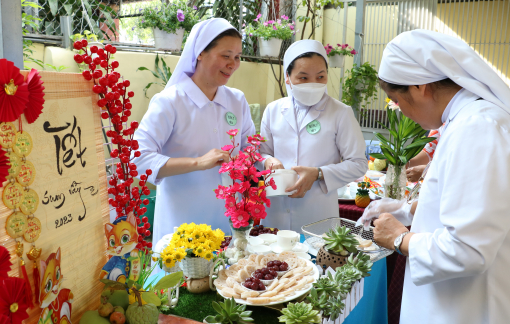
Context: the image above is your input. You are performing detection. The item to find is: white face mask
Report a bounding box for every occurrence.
[289,79,327,106]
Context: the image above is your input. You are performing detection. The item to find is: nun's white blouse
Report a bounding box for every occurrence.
[401,90,510,324]
[132,74,255,244]
[259,94,367,232]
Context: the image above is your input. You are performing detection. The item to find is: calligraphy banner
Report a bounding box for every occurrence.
[0,71,110,323]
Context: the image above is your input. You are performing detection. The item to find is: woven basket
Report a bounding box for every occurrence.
[316,246,350,270]
[180,257,213,279]
[162,262,181,274]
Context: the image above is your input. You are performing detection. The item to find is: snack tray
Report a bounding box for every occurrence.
[301,217,393,263]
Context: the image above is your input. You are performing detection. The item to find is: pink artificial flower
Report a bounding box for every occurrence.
[247,136,260,146]
[341,44,349,49]
[269,178,277,190]
[215,185,228,199]
[227,129,238,136]
[225,196,236,209]
[219,161,233,173]
[240,181,251,193]
[281,15,289,20]
[245,146,255,153]
[351,49,357,55]
[259,190,270,207]
[273,25,277,30]
[249,204,267,220]
[231,210,250,228]
[259,169,271,176]
[226,182,243,194]
[222,144,234,151]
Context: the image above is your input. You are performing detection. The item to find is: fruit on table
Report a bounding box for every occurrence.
[113,306,125,315]
[110,311,126,324]
[80,310,111,324]
[100,289,129,310]
[126,303,159,324]
[98,302,114,318]
[355,182,371,208]
[243,277,266,291]
[220,236,232,249]
[373,159,386,171]
[368,161,375,170]
[267,260,289,272]
[250,225,279,236]
[253,267,277,280]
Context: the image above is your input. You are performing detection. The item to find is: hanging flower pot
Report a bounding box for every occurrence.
[153,27,185,51]
[259,38,283,57]
[328,54,345,68]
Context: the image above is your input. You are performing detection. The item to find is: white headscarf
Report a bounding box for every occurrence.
[165,18,237,89]
[283,39,329,96]
[379,29,510,113]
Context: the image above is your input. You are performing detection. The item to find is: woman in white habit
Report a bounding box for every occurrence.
[360,29,510,323]
[259,40,367,232]
[132,18,255,246]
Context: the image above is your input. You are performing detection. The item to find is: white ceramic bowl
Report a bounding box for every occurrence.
[265,169,298,196]
[250,245,271,255]
[258,233,277,244]
[248,236,264,246]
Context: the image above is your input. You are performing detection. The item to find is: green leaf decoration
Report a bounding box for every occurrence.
[100,279,127,290]
[141,292,162,306]
[153,271,183,291]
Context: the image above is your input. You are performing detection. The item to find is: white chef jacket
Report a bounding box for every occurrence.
[400,89,510,323]
[132,74,255,245]
[259,95,367,232]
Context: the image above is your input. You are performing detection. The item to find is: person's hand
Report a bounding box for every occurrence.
[264,157,284,170]
[406,165,426,182]
[196,149,230,170]
[356,198,413,229]
[373,213,409,250]
[286,166,319,198]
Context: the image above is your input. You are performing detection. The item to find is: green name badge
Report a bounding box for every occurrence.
[225,112,237,126]
[306,120,321,134]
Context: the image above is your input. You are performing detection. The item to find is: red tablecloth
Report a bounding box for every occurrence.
[338,199,367,222]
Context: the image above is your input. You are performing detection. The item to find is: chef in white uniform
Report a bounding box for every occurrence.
[259,40,367,232]
[132,18,255,246]
[362,30,510,323]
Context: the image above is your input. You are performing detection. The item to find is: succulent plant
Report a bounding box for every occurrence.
[335,264,363,285]
[204,297,253,324]
[323,225,359,255]
[278,302,321,324]
[347,252,373,278]
[312,277,341,298]
[306,288,328,310]
[324,296,345,321]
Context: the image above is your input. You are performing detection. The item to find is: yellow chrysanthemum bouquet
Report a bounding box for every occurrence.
[162,223,224,264]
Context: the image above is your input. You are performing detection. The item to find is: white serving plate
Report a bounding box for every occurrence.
[217,259,319,306]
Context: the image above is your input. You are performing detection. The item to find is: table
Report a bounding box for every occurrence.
[148,235,388,324]
[338,199,367,222]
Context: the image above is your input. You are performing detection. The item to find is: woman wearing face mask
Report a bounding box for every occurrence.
[259,40,367,232]
[132,18,256,247]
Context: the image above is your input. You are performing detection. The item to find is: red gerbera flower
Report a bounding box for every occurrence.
[0,277,30,324]
[0,246,12,278]
[24,69,45,124]
[0,59,29,122]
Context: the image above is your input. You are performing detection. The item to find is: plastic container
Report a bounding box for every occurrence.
[328,54,345,68]
[265,169,298,196]
[259,38,283,57]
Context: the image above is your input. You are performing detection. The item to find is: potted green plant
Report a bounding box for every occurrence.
[278,302,322,324]
[203,297,254,324]
[341,62,379,111]
[316,225,358,270]
[324,43,357,68]
[138,0,199,51]
[369,100,436,199]
[244,15,296,57]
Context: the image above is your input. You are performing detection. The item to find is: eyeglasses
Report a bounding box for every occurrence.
[407,161,432,204]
